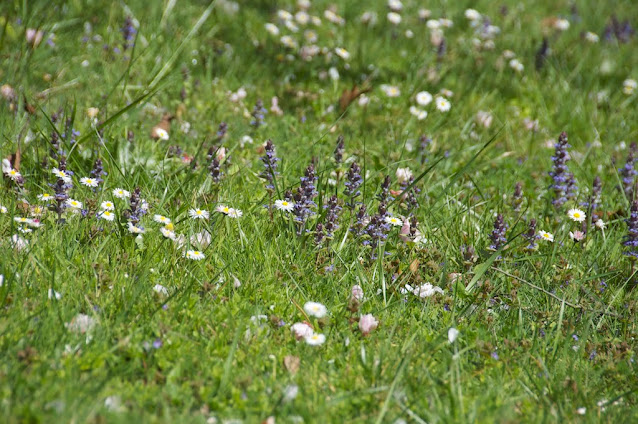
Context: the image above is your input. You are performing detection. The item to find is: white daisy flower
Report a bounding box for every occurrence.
[160,227,177,240]
[186,250,205,260]
[264,23,279,36]
[52,168,72,183]
[113,188,130,199]
[215,205,231,215]
[435,97,451,112]
[5,168,22,181]
[623,79,637,95]
[189,208,210,219]
[80,177,99,187]
[448,327,460,343]
[415,91,433,106]
[584,32,599,43]
[227,208,243,218]
[388,0,403,12]
[154,128,169,141]
[128,222,145,234]
[280,35,298,49]
[14,217,34,225]
[385,216,403,227]
[304,333,326,346]
[0,206,7,214]
[277,10,293,22]
[409,106,427,120]
[153,214,171,224]
[274,199,294,212]
[410,283,444,298]
[595,219,606,230]
[335,47,350,60]
[380,84,401,97]
[66,198,83,209]
[554,19,570,31]
[538,230,554,242]
[101,201,115,211]
[38,193,54,202]
[97,210,115,221]
[303,301,327,318]
[509,59,524,72]
[567,208,586,223]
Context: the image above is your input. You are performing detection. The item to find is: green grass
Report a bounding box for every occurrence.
[1,0,637,422]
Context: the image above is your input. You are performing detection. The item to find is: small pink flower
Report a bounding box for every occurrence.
[291,322,314,340]
[351,285,364,301]
[358,314,379,335]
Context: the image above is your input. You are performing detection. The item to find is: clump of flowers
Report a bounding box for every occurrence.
[292,163,318,235]
[322,195,342,240]
[123,187,145,227]
[488,214,508,251]
[549,132,576,207]
[511,182,523,212]
[523,219,538,251]
[50,157,73,223]
[260,140,279,193]
[250,99,267,128]
[344,162,363,209]
[623,199,638,259]
[619,142,637,199]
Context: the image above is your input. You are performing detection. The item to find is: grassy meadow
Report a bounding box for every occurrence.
[1,0,638,422]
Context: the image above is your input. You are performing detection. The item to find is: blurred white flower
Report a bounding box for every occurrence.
[623,79,637,95]
[304,301,327,318]
[415,91,433,106]
[509,59,524,72]
[448,327,460,343]
[381,84,401,97]
[585,32,599,43]
[264,23,279,36]
[465,9,481,21]
[387,12,402,25]
[409,106,427,120]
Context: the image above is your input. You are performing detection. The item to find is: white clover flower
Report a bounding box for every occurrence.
[410,283,444,298]
[153,284,168,296]
[415,91,433,106]
[465,9,481,21]
[595,219,606,230]
[291,322,314,339]
[387,12,402,25]
[304,301,327,318]
[66,313,96,334]
[395,167,413,183]
[388,0,403,12]
[448,327,460,343]
[426,19,440,30]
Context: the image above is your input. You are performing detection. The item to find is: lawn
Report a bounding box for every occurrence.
[1,0,637,423]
